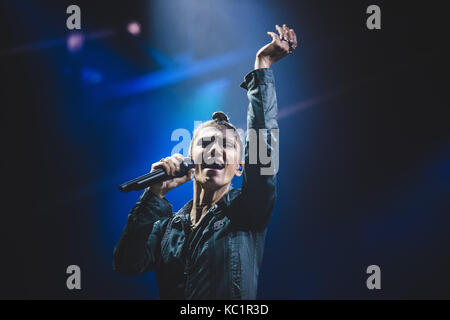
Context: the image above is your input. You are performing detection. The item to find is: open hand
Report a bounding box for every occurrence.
[255,24,298,69]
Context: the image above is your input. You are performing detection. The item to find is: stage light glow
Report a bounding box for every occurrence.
[81,67,103,84]
[67,33,84,52]
[98,49,252,99]
[127,21,141,36]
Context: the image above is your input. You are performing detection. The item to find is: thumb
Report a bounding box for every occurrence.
[174,169,194,185]
[188,168,195,180]
[267,31,278,43]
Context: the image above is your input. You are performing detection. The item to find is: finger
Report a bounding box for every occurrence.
[188,168,195,180]
[169,157,181,173]
[158,161,171,176]
[173,168,195,185]
[176,175,191,184]
[275,25,284,40]
[165,157,177,176]
[289,28,298,48]
[155,161,169,173]
[173,154,185,173]
[282,24,290,41]
[151,161,164,172]
[267,31,279,43]
[172,153,184,162]
[282,24,288,40]
[175,171,193,184]
[158,158,172,175]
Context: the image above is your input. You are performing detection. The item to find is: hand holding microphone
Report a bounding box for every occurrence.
[118,154,194,197]
[148,154,194,198]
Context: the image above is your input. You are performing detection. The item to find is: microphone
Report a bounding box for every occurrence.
[118,157,194,193]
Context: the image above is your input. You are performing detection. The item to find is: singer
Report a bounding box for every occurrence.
[113,24,298,299]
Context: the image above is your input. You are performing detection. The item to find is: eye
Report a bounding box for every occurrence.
[199,136,215,148]
[224,140,235,149]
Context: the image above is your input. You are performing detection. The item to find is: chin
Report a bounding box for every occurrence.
[201,176,229,190]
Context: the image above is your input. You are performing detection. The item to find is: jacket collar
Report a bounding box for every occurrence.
[175,187,240,219]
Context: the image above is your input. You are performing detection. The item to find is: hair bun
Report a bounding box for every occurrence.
[212,111,230,123]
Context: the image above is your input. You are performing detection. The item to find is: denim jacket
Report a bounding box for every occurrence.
[113,68,278,299]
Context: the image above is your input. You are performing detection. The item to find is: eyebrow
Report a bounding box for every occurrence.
[197,135,237,145]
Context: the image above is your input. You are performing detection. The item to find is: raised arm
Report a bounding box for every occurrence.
[239,24,298,228]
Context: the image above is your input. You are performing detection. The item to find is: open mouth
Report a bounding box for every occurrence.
[201,163,225,170]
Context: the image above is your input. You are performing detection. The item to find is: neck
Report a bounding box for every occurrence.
[190,181,229,225]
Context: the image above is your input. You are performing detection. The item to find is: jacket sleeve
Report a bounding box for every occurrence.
[113,188,172,275]
[239,68,278,228]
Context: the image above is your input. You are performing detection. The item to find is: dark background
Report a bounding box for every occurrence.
[0,0,449,299]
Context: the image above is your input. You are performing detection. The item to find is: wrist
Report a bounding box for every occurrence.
[147,186,166,199]
[254,54,272,69]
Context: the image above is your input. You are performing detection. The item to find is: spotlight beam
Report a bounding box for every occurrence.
[97,49,253,100]
[0,29,115,57]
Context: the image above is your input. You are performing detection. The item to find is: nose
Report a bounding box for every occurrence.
[209,140,223,159]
